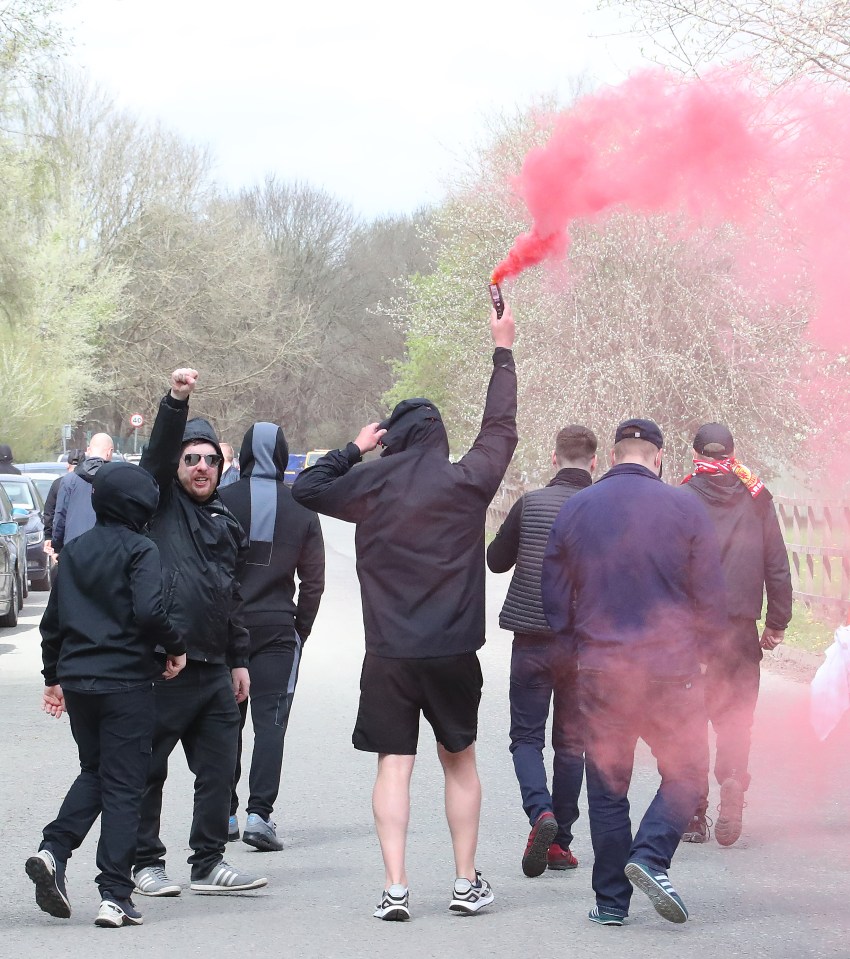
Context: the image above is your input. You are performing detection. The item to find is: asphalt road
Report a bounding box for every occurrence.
[1,516,848,958]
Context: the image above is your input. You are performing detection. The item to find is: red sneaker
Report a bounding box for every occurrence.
[547,842,579,870]
[522,812,558,877]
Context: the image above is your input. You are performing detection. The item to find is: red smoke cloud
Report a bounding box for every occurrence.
[492,69,850,351]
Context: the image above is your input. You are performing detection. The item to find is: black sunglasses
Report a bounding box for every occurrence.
[183,453,223,468]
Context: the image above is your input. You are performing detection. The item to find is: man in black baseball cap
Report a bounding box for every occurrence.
[680,422,791,847]
[542,415,724,926]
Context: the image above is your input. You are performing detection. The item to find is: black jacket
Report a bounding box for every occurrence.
[0,444,20,474]
[487,468,593,635]
[219,422,325,649]
[682,473,792,630]
[293,348,518,659]
[43,475,63,539]
[140,394,250,668]
[40,462,185,688]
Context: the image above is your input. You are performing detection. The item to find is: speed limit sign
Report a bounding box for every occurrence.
[129,413,145,429]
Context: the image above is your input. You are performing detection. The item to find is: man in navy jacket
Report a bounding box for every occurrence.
[542,418,725,927]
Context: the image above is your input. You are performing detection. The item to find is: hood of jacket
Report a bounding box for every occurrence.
[75,456,108,483]
[0,444,13,464]
[378,398,449,458]
[181,417,224,483]
[686,471,755,507]
[91,461,160,532]
[238,422,288,481]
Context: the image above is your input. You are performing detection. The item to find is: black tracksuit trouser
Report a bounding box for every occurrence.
[231,637,303,819]
[135,661,240,880]
[41,685,154,900]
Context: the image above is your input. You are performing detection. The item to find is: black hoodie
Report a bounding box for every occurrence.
[292,348,517,659]
[40,462,185,688]
[682,473,792,630]
[219,422,325,648]
[140,394,250,667]
[0,444,20,474]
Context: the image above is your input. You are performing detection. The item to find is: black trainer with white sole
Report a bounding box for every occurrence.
[94,897,143,928]
[26,849,71,919]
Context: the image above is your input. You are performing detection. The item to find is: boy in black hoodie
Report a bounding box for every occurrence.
[27,462,186,928]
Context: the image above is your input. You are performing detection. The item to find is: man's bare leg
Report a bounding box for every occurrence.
[373,753,416,888]
[437,743,481,881]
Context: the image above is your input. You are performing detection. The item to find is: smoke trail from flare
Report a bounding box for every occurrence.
[491,68,850,351]
[492,70,775,284]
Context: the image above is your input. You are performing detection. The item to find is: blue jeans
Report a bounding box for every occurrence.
[579,668,709,917]
[509,636,584,848]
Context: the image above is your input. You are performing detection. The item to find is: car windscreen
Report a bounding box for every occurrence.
[27,476,56,502]
[0,479,37,510]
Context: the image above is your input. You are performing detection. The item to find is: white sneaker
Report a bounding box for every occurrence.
[449,871,494,915]
[94,897,143,927]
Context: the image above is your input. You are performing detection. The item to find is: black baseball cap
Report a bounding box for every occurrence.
[614,418,664,449]
[693,423,734,457]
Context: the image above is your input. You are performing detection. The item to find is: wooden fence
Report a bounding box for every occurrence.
[487,486,850,621]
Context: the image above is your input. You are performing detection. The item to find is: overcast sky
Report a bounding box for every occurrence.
[59,0,648,219]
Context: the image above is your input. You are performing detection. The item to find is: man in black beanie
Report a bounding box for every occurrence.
[132,368,267,898]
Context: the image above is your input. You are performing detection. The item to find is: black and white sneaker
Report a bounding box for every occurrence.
[26,849,71,919]
[373,884,410,921]
[94,896,143,928]
[449,871,494,915]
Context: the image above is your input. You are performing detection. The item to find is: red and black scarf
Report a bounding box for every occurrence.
[681,456,765,498]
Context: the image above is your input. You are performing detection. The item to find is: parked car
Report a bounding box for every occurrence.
[21,470,64,506]
[0,475,54,591]
[20,461,69,474]
[304,449,331,468]
[284,453,307,487]
[0,514,21,627]
[0,483,27,618]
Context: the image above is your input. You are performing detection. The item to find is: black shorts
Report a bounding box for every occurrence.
[353,652,483,755]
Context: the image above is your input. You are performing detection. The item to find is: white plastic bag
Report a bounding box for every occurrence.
[810,624,850,741]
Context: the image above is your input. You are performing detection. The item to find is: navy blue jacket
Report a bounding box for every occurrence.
[541,463,726,677]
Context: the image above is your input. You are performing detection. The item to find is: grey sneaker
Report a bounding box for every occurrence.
[94,896,143,927]
[190,860,268,893]
[133,865,182,897]
[228,815,240,842]
[242,813,283,852]
[26,849,71,918]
